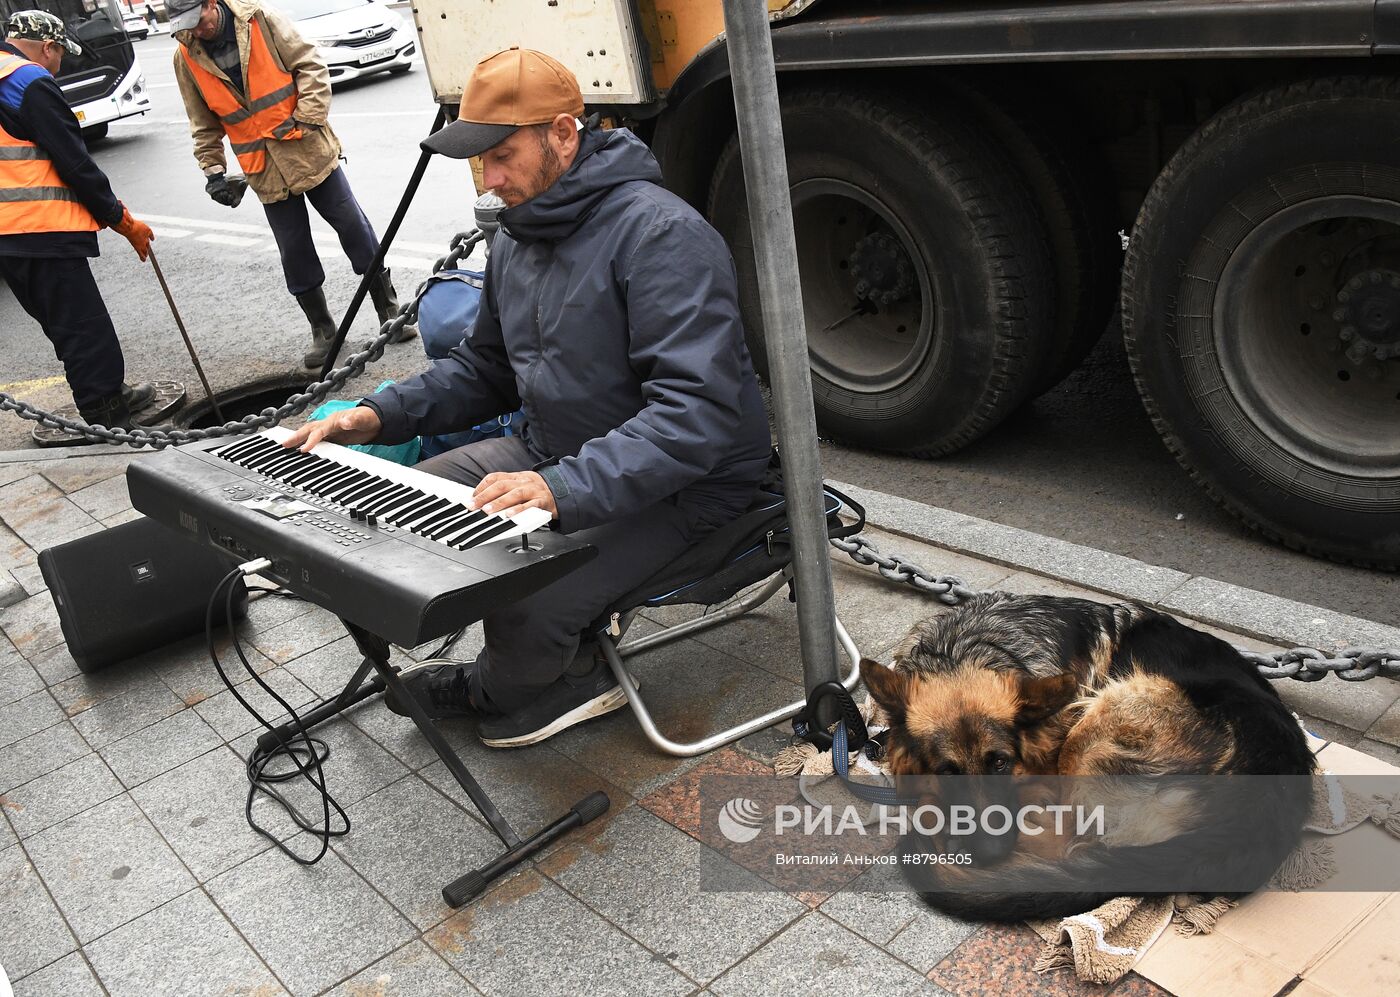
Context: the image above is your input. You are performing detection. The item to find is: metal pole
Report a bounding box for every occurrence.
[721,0,841,695]
[148,246,225,424]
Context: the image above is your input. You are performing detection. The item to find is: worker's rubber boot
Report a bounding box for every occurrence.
[369,268,417,343]
[296,287,338,369]
[77,392,135,430]
[121,381,156,414]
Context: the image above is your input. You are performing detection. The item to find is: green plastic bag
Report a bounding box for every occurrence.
[309,380,421,467]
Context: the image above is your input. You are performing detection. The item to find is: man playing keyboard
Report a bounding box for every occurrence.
[283,48,772,748]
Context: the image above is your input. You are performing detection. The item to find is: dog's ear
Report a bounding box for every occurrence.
[860,658,910,725]
[1015,673,1079,727]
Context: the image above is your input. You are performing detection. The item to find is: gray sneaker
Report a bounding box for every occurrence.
[478,660,631,749]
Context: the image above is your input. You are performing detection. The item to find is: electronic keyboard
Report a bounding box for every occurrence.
[126,428,595,647]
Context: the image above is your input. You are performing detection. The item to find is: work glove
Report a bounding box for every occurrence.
[206,172,240,207]
[112,207,154,262]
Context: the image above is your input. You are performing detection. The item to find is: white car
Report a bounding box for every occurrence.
[121,10,150,40]
[279,0,415,84]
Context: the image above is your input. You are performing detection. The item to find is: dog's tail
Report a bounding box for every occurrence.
[907,777,1312,922]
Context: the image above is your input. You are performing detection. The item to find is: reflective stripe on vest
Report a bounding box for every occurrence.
[0,53,101,235]
[179,17,300,176]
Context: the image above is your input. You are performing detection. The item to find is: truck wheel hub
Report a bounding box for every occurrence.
[1334,269,1400,362]
[849,232,915,306]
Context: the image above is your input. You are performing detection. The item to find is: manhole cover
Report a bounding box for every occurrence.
[174,374,317,431]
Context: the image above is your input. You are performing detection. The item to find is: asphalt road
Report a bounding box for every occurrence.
[2,33,1394,629]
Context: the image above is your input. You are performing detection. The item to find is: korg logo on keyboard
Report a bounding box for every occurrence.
[179,511,199,533]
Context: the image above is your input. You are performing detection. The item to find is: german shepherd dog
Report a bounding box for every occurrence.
[859,592,1315,921]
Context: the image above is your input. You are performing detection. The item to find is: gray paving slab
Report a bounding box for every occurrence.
[84,887,285,997]
[1364,699,1400,749]
[50,661,162,716]
[23,794,195,944]
[25,643,78,686]
[1160,576,1400,652]
[142,631,278,709]
[0,570,23,610]
[206,847,417,997]
[98,709,225,789]
[129,747,274,882]
[1272,667,1400,734]
[0,463,29,488]
[0,690,65,750]
[4,753,124,839]
[820,867,978,973]
[66,673,187,750]
[708,912,928,996]
[10,951,104,997]
[66,475,133,523]
[101,508,143,528]
[332,775,503,931]
[540,803,804,983]
[425,869,693,997]
[0,475,101,549]
[398,622,485,663]
[36,454,136,493]
[192,666,316,741]
[242,588,316,635]
[418,736,630,847]
[280,634,362,698]
[8,561,46,597]
[548,638,796,798]
[1,811,13,849]
[833,481,1193,605]
[345,691,478,772]
[248,609,352,666]
[0,520,31,572]
[0,720,89,794]
[0,647,44,707]
[323,940,480,997]
[0,843,78,982]
[0,593,65,659]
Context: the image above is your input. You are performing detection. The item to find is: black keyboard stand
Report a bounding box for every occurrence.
[254,618,610,907]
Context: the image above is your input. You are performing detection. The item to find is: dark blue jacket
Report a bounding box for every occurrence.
[363,126,772,535]
[0,42,123,258]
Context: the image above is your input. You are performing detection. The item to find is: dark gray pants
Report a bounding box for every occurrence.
[261,166,378,297]
[416,437,700,714]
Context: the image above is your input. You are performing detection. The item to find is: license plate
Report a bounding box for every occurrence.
[358,44,394,65]
[74,109,86,122]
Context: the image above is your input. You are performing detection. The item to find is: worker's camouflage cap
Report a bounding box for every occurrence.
[5,9,83,56]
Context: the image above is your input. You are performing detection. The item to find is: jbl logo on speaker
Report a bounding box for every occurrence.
[129,560,156,584]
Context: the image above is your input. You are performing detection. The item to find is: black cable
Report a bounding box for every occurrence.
[428,626,465,660]
[205,568,348,864]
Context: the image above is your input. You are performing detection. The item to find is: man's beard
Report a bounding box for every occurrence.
[499,136,565,207]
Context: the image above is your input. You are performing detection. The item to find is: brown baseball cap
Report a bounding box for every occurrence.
[423,48,585,159]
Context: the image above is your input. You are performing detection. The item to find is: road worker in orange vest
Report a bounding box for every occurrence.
[169,0,416,369]
[0,10,158,432]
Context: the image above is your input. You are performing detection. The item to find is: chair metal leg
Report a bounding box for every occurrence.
[598,613,863,757]
[613,570,790,656]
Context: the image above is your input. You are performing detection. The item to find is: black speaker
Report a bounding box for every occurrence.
[38,516,248,674]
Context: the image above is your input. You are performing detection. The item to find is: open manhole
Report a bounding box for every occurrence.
[174,374,315,430]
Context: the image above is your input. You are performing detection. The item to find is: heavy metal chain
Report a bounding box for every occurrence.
[0,231,482,450]
[830,534,1400,684]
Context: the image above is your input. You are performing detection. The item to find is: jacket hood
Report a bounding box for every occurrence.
[499,126,663,244]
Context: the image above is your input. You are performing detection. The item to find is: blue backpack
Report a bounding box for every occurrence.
[415,268,525,460]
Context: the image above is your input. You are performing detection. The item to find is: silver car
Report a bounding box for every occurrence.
[278,0,415,84]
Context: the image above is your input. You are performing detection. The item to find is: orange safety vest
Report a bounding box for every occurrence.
[0,53,100,235]
[179,17,301,176]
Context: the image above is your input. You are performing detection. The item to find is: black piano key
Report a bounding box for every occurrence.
[344,478,399,508]
[411,504,470,536]
[335,476,389,505]
[301,464,358,495]
[388,495,448,528]
[385,493,439,524]
[278,456,328,486]
[257,450,308,476]
[440,512,503,545]
[218,437,270,462]
[318,468,371,499]
[239,444,291,470]
[286,457,344,489]
[456,519,517,549]
[377,487,428,518]
[426,508,489,541]
[360,483,414,515]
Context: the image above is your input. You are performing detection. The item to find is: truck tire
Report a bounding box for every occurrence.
[81,122,109,143]
[948,83,1120,396]
[708,88,1054,457]
[1123,77,1400,569]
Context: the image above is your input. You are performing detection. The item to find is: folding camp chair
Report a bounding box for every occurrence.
[591,473,866,757]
